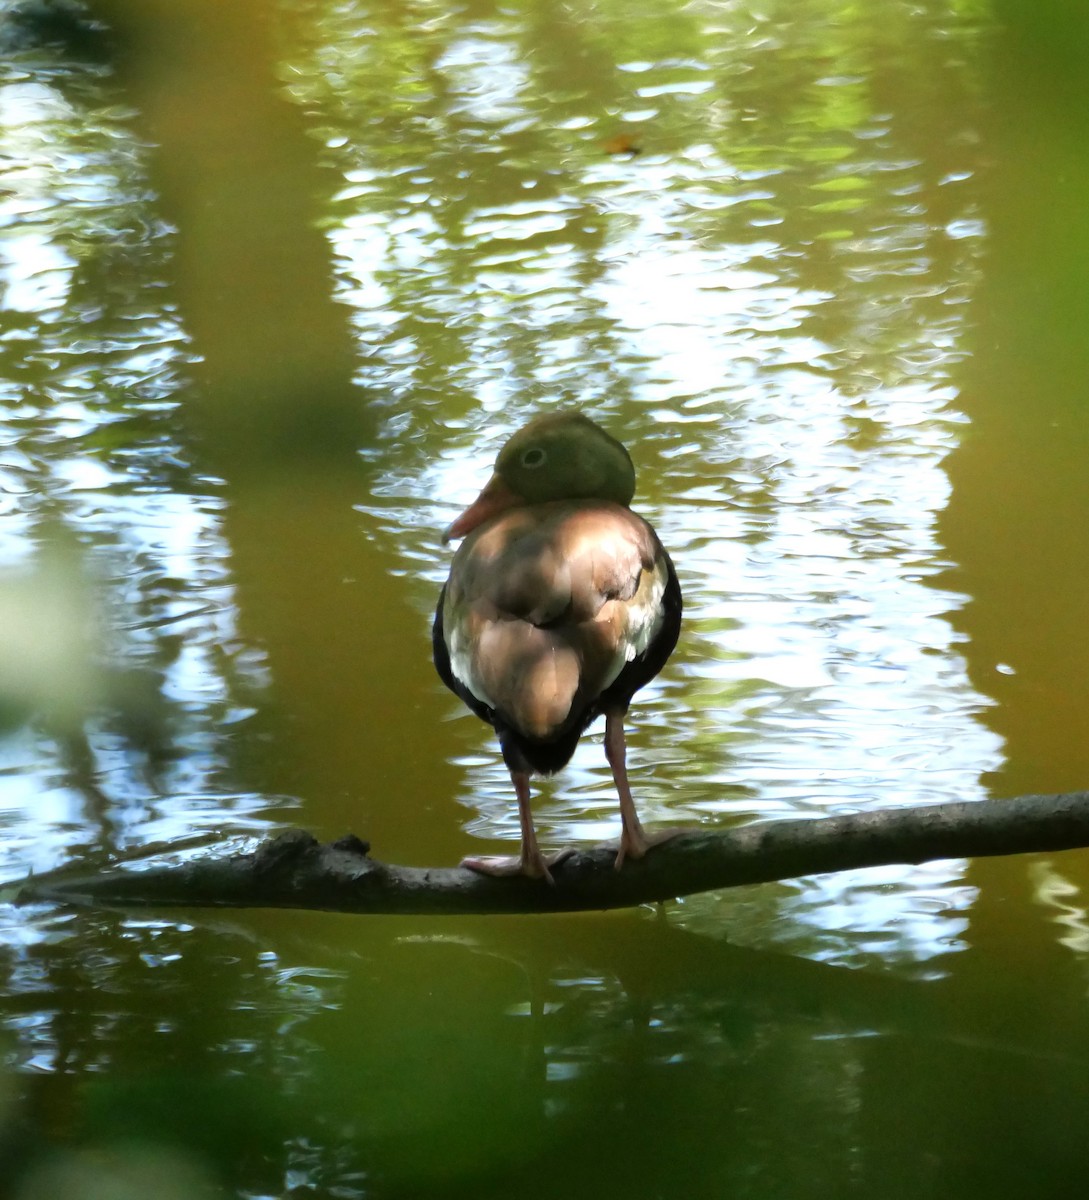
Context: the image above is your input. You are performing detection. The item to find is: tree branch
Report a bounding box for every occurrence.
[8,791,1089,916]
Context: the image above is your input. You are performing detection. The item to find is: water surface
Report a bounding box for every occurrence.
[2,1,1088,1197]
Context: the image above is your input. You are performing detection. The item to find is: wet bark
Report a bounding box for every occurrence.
[10,791,1089,916]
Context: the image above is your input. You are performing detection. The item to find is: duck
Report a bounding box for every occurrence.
[433,412,682,881]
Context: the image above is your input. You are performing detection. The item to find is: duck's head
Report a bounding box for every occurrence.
[443,413,636,543]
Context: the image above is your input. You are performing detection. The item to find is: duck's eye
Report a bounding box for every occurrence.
[521,447,547,469]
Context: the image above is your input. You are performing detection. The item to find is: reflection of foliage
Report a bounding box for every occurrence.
[0,0,997,919]
[2,5,1067,1195]
[0,0,112,59]
[280,0,990,464]
[0,913,339,1196]
[0,17,275,857]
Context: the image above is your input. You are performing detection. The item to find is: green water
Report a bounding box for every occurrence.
[2,0,1089,1196]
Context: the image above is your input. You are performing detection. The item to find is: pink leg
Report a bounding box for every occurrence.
[460,770,572,883]
[514,771,549,878]
[605,710,649,868]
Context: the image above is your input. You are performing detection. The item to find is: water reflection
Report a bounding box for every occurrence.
[5,0,1088,1195]
[0,0,1002,960]
[0,905,333,1196]
[299,0,999,964]
[6,906,1079,1196]
[0,32,286,888]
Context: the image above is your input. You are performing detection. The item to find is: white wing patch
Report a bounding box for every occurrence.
[598,562,667,693]
[445,619,496,711]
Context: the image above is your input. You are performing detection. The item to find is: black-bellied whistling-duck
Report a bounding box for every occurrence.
[433,412,682,881]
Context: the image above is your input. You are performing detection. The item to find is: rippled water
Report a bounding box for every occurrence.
[3,1,1089,1197]
[0,0,997,963]
[298,0,998,965]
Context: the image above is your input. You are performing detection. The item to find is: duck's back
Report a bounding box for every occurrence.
[439,501,673,748]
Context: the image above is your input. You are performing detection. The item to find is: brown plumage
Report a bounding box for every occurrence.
[433,413,682,880]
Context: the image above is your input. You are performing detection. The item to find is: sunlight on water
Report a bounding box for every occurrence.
[0,55,280,887]
[9,2,1089,1197]
[0,0,999,968]
[307,8,1001,965]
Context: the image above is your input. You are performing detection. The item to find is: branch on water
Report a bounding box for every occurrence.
[9,791,1089,917]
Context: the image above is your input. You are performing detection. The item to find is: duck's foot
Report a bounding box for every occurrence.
[460,847,576,885]
[609,826,683,870]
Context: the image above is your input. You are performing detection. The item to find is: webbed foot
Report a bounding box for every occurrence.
[611,826,683,870]
[460,847,576,884]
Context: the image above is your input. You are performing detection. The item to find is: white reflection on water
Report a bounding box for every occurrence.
[0,229,73,312]
[0,6,1001,974]
[332,37,1003,966]
[0,64,270,885]
[414,363,996,967]
[436,32,530,124]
